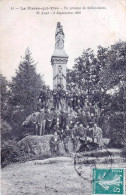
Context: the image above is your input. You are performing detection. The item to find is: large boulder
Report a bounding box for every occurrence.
[18,135,75,156]
[18,135,54,156]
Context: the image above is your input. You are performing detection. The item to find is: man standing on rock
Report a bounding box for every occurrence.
[39,109,46,136]
[63,126,71,153]
[93,123,103,149]
[50,131,60,156]
[45,108,54,134]
[60,109,67,130]
[66,113,73,127]
[78,124,87,139]
[71,124,78,151]
[51,108,57,129]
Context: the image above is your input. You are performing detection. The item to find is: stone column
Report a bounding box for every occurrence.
[51,22,68,90]
[51,22,69,110]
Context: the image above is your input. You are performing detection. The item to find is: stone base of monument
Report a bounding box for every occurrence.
[18,135,75,157]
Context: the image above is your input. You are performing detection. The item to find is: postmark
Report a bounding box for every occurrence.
[92,168,125,195]
[74,144,113,182]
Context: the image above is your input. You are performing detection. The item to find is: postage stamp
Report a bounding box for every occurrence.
[92,168,125,195]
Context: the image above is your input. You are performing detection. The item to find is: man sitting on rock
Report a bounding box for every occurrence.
[77,123,88,152]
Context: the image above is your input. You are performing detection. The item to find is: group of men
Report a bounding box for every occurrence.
[50,122,102,155]
[36,86,103,154]
[38,84,101,112]
[37,105,102,154]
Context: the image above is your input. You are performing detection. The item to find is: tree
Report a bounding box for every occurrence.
[0,74,13,139]
[97,41,126,91]
[0,74,10,119]
[97,42,126,146]
[1,119,12,140]
[10,48,45,139]
[67,48,100,103]
[11,48,44,111]
[66,41,126,147]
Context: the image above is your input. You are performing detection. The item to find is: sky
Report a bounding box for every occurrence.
[0,0,126,89]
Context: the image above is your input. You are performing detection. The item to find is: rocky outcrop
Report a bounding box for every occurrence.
[18,135,75,156]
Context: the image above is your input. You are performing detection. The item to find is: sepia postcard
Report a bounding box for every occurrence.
[0,0,126,194]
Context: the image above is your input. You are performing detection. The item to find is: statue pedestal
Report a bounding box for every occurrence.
[51,50,68,90]
[51,51,68,111]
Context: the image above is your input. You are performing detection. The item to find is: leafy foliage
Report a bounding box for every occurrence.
[1,139,52,168]
[1,139,36,167]
[10,48,44,112]
[67,41,126,147]
[98,42,126,90]
[9,48,45,138]
[1,48,45,140]
[0,74,11,120]
[1,119,12,140]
